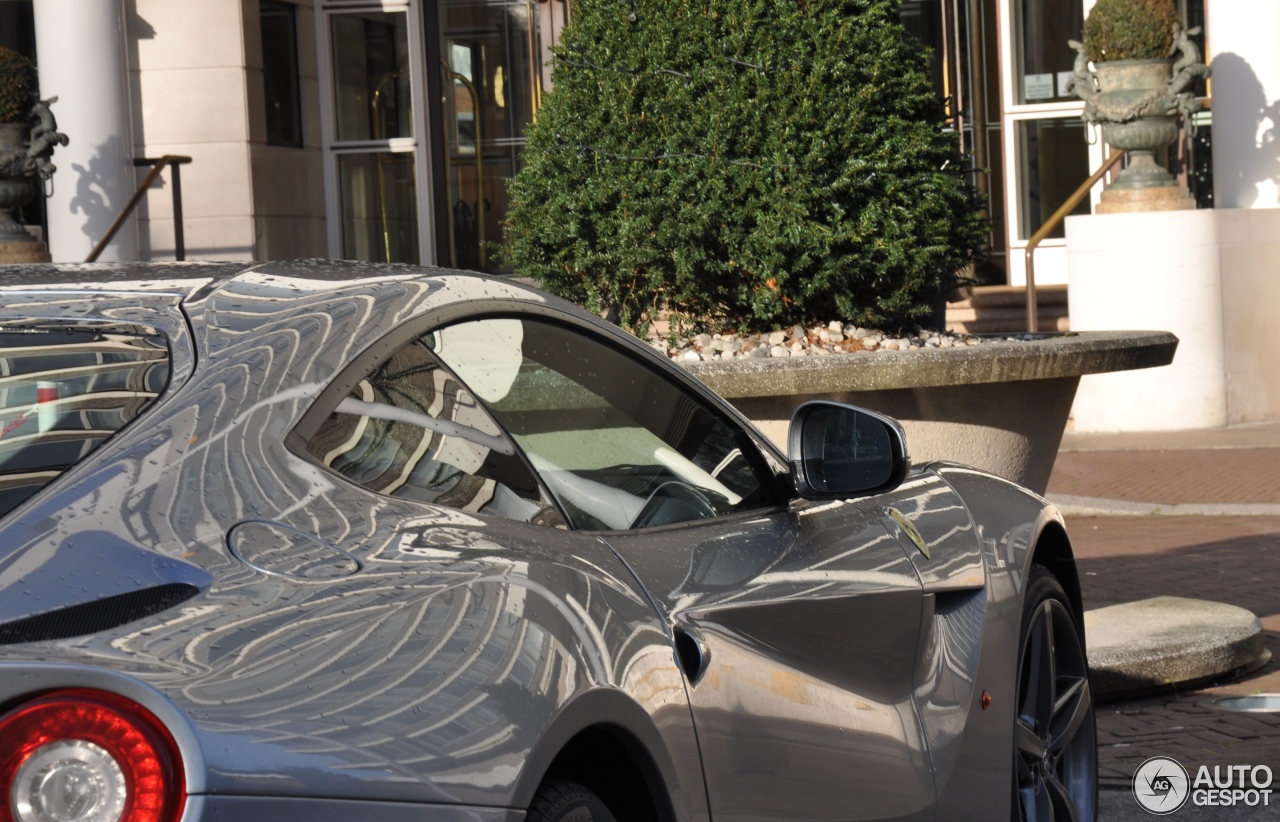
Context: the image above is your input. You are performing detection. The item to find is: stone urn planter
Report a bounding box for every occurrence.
[0,46,65,263]
[1067,0,1210,213]
[1093,59,1183,192]
[0,122,40,246]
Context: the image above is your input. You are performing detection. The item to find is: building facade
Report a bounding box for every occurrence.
[0,0,1270,290]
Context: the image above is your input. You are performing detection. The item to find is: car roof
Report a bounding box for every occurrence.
[0,260,501,301]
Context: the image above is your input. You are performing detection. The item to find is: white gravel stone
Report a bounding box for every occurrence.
[748,345,770,359]
[828,320,843,333]
[863,339,880,350]
[767,331,787,346]
[769,345,790,357]
[681,350,701,361]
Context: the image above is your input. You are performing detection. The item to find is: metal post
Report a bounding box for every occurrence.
[170,161,185,261]
[88,156,192,263]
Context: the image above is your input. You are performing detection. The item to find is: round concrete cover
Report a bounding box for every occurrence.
[1085,596,1266,696]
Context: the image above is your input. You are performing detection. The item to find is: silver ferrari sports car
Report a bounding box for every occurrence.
[0,261,1095,822]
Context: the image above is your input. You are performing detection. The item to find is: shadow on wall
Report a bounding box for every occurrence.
[1211,52,1280,207]
[69,135,131,256]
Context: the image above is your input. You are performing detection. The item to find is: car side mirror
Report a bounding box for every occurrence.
[788,401,910,499]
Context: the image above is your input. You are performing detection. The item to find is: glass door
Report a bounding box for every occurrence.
[998,0,1094,286]
[900,0,1007,285]
[319,1,432,264]
[433,0,544,272]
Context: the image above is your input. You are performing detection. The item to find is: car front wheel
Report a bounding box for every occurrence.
[1013,566,1097,822]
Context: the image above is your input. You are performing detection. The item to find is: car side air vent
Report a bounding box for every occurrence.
[0,583,199,645]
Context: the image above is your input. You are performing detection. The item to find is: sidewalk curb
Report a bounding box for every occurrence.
[1048,494,1280,517]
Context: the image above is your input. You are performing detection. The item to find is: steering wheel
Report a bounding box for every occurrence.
[632,481,718,529]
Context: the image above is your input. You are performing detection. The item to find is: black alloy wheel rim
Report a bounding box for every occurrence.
[1015,597,1096,822]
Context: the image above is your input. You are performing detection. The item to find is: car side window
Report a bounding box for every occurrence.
[303,335,566,528]
[428,317,780,531]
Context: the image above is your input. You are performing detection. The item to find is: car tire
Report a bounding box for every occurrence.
[527,779,618,822]
[1012,565,1097,822]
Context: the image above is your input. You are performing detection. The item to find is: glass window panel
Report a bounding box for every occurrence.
[899,0,948,113]
[304,335,564,527]
[1017,0,1082,104]
[1017,118,1091,240]
[338,152,420,263]
[431,318,779,531]
[437,0,540,272]
[261,0,302,147]
[0,329,170,520]
[331,11,412,142]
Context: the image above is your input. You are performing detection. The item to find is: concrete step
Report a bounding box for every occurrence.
[947,284,1070,334]
[1084,595,1269,700]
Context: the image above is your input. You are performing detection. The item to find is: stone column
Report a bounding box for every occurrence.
[33,0,137,261]
[1208,0,1280,210]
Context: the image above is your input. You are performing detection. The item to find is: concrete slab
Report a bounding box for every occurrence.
[1086,596,1267,699]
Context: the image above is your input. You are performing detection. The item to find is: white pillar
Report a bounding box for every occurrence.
[1208,0,1280,210]
[1067,210,1227,432]
[33,0,136,262]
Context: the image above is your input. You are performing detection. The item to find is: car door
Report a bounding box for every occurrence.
[430,314,936,822]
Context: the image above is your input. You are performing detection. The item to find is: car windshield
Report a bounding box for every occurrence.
[429,318,774,530]
[0,327,170,519]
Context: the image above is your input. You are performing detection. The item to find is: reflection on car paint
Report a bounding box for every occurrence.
[0,262,1076,822]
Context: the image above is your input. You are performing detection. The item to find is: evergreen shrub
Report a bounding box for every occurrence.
[1082,0,1183,63]
[504,0,988,334]
[0,47,37,123]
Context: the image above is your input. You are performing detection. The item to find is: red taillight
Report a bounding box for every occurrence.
[0,690,184,822]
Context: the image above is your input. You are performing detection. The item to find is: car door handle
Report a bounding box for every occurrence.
[672,625,709,684]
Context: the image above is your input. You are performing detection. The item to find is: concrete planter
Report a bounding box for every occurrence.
[681,331,1177,494]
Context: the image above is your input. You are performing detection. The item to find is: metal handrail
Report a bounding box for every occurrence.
[1023,147,1126,332]
[86,155,192,263]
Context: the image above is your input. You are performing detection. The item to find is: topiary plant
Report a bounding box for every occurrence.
[503,0,987,334]
[0,47,37,123]
[1082,0,1183,63]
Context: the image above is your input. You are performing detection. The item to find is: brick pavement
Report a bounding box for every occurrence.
[1049,449,1280,505]
[1064,515,1280,788]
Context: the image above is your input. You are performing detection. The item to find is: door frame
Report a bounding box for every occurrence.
[315,0,438,265]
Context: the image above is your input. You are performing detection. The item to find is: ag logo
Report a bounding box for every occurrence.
[1133,756,1191,815]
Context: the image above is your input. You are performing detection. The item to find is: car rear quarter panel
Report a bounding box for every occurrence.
[0,269,706,818]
